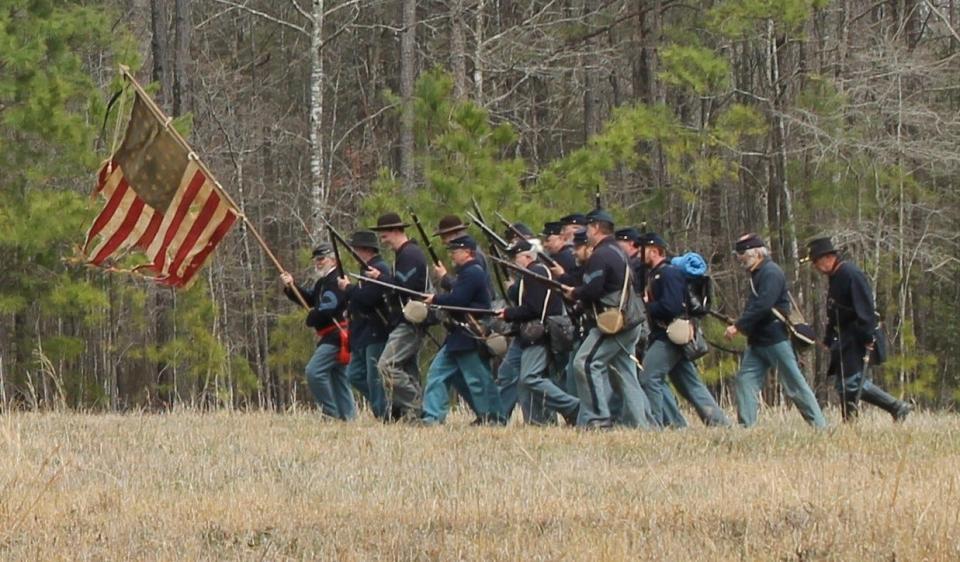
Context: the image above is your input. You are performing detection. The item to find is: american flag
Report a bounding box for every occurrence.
[84,90,238,288]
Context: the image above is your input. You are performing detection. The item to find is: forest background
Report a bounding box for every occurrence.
[2,0,958,412]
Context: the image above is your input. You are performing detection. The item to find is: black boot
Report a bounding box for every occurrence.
[892,401,913,422]
[860,385,906,421]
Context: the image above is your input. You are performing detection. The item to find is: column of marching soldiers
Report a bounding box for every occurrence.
[279,207,913,428]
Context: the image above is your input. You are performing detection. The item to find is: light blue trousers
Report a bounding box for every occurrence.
[423,347,504,424]
[305,343,356,420]
[346,341,387,419]
[734,340,826,428]
[640,339,730,427]
[573,325,654,428]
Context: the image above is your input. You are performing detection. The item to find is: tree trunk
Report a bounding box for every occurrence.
[474,0,485,101]
[309,0,326,236]
[450,0,468,99]
[172,0,192,117]
[150,0,171,107]
[768,20,800,281]
[399,0,417,191]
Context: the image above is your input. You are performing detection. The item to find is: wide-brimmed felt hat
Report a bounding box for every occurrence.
[348,230,380,250]
[445,235,477,251]
[370,212,410,231]
[734,233,765,254]
[433,215,468,236]
[805,237,838,262]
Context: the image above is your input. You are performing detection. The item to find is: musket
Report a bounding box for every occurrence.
[348,274,497,315]
[488,255,566,293]
[321,220,391,325]
[492,211,559,269]
[465,205,513,304]
[466,211,510,250]
[708,310,737,325]
[595,186,601,210]
[409,209,442,266]
[471,197,491,233]
[348,272,429,299]
[321,218,371,270]
[327,228,346,278]
[494,211,528,242]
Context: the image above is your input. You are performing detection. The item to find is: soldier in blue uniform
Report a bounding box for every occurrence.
[497,240,580,425]
[725,234,826,428]
[541,221,583,399]
[559,228,592,405]
[807,237,911,422]
[421,235,505,425]
[280,243,354,420]
[639,232,730,427]
[368,212,430,421]
[338,230,392,420]
[432,215,496,298]
[496,222,542,422]
[615,227,687,429]
[563,209,654,429]
[428,215,493,414]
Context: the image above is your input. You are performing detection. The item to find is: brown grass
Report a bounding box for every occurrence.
[1,407,958,561]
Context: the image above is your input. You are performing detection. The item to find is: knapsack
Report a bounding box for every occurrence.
[671,252,711,318]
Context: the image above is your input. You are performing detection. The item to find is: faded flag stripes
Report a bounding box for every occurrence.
[83,89,238,288]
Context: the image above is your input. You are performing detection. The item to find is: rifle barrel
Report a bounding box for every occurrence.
[323,219,369,269]
[466,211,510,249]
[488,255,565,292]
[348,273,429,298]
[409,210,441,266]
[707,310,737,325]
[327,226,345,277]
[348,274,495,314]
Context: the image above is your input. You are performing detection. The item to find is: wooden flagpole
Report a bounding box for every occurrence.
[117,65,310,310]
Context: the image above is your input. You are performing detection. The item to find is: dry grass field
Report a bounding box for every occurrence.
[1,407,958,561]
